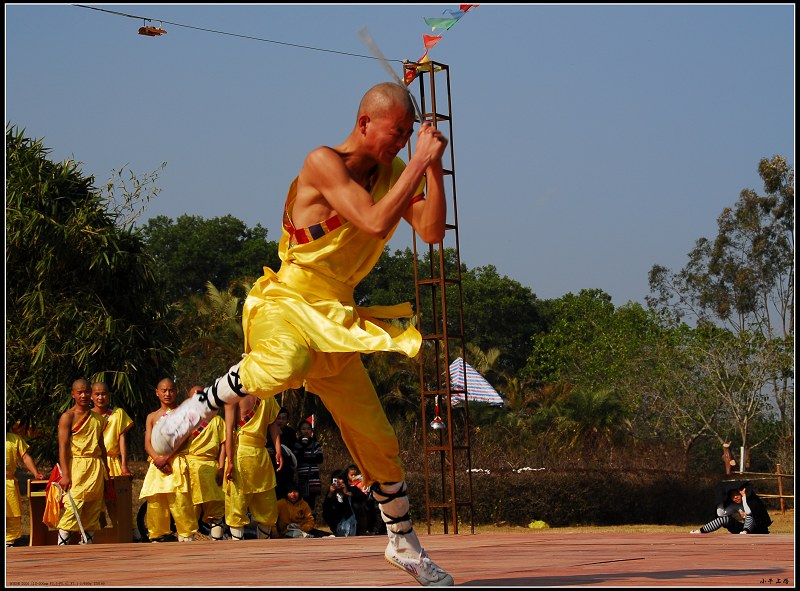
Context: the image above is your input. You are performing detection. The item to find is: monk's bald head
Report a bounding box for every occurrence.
[357,82,415,120]
[72,378,90,393]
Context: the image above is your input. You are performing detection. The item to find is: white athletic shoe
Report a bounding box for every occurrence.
[385,544,454,586]
[690,529,701,534]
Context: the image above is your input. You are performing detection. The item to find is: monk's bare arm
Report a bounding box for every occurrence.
[57,412,73,489]
[403,158,447,244]
[298,123,446,238]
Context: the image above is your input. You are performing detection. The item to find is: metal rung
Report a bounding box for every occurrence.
[417,278,461,287]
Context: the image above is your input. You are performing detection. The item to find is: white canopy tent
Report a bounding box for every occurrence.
[447,357,504,406]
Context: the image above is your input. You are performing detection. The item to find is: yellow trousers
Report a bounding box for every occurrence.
[56,497,103,533]
[195,500,224,525]
[7,518,21,545]
[226,487,277,529]
[146,493,196,539]
[239,319,403,486]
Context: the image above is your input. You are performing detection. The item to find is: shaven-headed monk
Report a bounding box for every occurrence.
[56,378,110,545]
[91,381,133,477]
[152,82,452,585]
[139,378,197,542]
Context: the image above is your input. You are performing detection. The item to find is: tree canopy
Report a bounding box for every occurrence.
[139,214,280,302]
[6,125,178,458]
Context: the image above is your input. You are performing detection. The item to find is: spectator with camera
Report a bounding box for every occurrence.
[344,463,383,536]
[322,470,356,537]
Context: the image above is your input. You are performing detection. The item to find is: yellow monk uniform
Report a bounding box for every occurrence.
[224,397,280,532]
[56,412,108,534]
[139,412,196,539]
[95,407,133,477]
[6,433,31,545]
[186,414,225,527]
[239,158,424,486]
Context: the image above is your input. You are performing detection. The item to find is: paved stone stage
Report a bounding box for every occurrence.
[5,532,794,587]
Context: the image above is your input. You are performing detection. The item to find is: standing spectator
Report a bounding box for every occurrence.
[54,378,110,545]
[224,393,283,540]
[274,406,298,450]
[140,378,198,542]
[322,470,356,537]
[185,385,227,541]
[6,426,45,547]
[293,419,323,514]
[267,406,297,501]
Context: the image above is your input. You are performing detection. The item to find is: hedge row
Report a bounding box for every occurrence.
[403,469,722,527]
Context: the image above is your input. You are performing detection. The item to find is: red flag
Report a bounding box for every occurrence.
[305,414,314,429]
[423,34,443,49]
[43,465,63,528]
[44,464,61,495]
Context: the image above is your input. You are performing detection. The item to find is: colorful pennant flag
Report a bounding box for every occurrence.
[405,4,478,85]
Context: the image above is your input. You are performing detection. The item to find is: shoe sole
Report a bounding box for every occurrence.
[384,556,454,586]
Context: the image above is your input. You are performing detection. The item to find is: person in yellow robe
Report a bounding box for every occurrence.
[91,382,133,477]
[224,393,281,540]
[152,82,452,585]
[55,378,110,545]
[6,429,45,547]
[91,381,134,530]
[139,378,197,542]
[185,385,226,541]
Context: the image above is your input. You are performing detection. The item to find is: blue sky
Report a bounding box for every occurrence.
[6,4,795,306]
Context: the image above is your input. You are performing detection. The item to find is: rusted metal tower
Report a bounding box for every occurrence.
[405,60,474,535]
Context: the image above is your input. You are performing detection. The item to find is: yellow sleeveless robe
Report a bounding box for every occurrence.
[236,158,424,486]
[56,412,107,532]
[95,407,133,477]
[186,414,225,505]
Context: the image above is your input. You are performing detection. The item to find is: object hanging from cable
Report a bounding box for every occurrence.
[139,20,167,37]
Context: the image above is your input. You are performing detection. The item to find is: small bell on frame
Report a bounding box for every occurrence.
[429,396,446,430]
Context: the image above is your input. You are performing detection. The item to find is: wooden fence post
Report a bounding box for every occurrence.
[776,464,785,514]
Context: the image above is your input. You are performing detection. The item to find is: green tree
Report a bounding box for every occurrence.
[461,265,543,375]
[6,125,178,458]
[140,214,280,302]
[648,156,794,467]
[173,279,251,389]
[523,289,654,393]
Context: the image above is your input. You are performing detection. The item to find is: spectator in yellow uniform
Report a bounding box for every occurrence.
[185,385,227,541]
[139,378,197,542]
[224,393,282,540]
[55,378,110,545]
[6,427,45,547]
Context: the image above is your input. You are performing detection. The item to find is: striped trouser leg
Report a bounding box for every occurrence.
[700,515,731,533]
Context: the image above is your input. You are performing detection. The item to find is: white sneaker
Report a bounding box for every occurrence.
[690,529,701,534]
[385,544,454,586]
